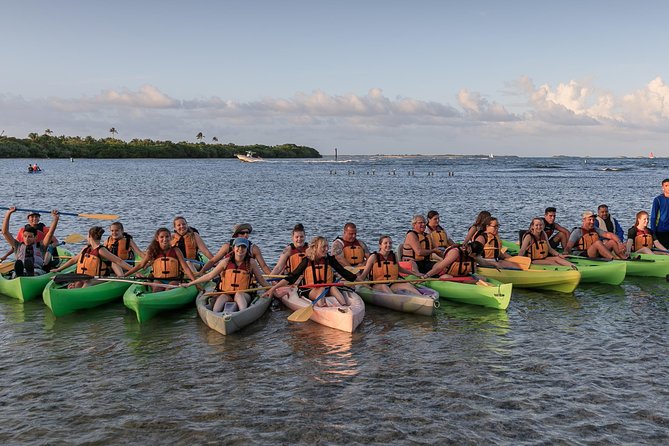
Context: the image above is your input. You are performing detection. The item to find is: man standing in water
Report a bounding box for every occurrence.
[650,179,669,247]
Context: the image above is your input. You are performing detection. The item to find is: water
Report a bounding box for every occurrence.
[1,156,668,445]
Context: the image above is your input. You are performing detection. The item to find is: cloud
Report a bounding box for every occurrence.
[622,76,669,125]
[457,89,520,122]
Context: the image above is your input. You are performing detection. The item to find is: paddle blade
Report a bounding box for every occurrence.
[63,233,85,243]
[0,261,15,274]
[507,256,531,270]
[287,305,314,322]
[77,213,119,220]
[54,273,94,284]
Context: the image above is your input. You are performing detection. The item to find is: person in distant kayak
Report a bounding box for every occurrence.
[564,211,627,259]
[463,210,491,243]
[271,223,308,275]
[52,226,133,287]
[626,210,669,255]
[541,207,570,250]
[331,222,370,268]
[171,216,214,270]
[401,214,442,274]
[595,204,624,242]
[186,237,270,312]
[518,218,575,266]
[358,235,419,294]
[266,236,358,307]
[650,178,669,247]
[473,216,522,268]
[420,241,489,279]
[200,223,272,275]
[425,210,455,255]
[2,207,59,277]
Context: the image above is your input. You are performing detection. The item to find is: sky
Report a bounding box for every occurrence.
[1,0,668,156]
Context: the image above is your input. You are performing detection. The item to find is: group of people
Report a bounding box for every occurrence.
[27,163,41,173]
[4,179,669,312]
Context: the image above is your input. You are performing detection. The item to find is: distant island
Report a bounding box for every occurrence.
[0,133,322,159]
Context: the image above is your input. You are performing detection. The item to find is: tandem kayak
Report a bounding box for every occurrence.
[43,279,131,317]
[354,284,439,316]
[196,284,272,335]
[281,287,365,333]
[0,248,74,302]
[477,267,581,293]
[411,275,512,310]
[123,282,201,323]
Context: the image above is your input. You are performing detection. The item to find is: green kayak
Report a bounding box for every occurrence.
[477,267,581,293]
[0,248,74,302]
[43,279,131,317]
[410,275,512,310]
[123,282,201,323]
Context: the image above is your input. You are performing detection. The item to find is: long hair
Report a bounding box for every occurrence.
[146,228,172,260]
[473,211,491,229]
[305,236,328,261]
[635,210,649,227]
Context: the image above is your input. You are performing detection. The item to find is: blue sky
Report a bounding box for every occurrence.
[1,0,668,156]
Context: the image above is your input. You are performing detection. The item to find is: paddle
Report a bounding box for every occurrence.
[507,256,531,270]
[0,207,119,220]
[0,261,15,274]
[203,285,273,297]
[61,233,86,244]
[567,255,654,263]
[287,286,331,322]
[53,273,180,288]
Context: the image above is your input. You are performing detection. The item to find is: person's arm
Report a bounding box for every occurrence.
[564,230,580,255]
[129,239,145,259]
[250,260,270,287]
[422,250,456,278]
[598,228,621,243]
[554,222,571,239]
[40,210,60,250]
[194,233,214,260]
[406,232,438,258]
[123,256,151,277]
[650,197,660,232]
[175,249,196,282]
[265,258,308,296]
[252,245,272,274]
[463,226,477,243]
[329,256,357,282]
[200,244,228,272]
[186,257,227,287]
[2,207,17,247]
[330,239,349,266]
[52,250,82,273]
[518,234,532,256]
[270,246,291,275]
[356,255,375,281]
[99,247,132,272]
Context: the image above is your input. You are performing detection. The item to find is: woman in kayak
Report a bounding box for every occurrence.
[425,210,455,255]
[271,223,308,275]
[187,237,270,312]
[200,223,272,275]
[421,241,489,279]
[52,226,133,288]
[518,218,575,266]
[172,216,214,271]
[123,227,196,291]
[626,211,669,255]
[463,210,491,243]
[358,235,419,294]
[266,236,358,307]
[474,216,528,268]
[103,221,145,264]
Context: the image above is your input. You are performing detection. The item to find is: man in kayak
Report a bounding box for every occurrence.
[542,207,570,250]
[594,204,624,242]
[0,211,60,268]
[564,211,627,259]
[331,222,370,268]
[650,178,669,247]
[2,207,60,277]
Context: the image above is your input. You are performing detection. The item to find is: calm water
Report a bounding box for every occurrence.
[1,156,668,445]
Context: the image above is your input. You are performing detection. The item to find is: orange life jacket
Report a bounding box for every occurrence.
[633,229,654,251]
[427,225,451,249]
[218,255,252,293]
[286,243,308,274]
[371,251,399,281]
[479,232,502,260]
[576,228,600,252]
[401,230,430,261]
[104,234,134,261]
[151,247,182,280]
[335,237,366,266]
[524,233,549,260]
[76,246,109,276]
[303,257,334,285]
[17,223,48,244]
[171,230,198,260]
[443,245,474,277]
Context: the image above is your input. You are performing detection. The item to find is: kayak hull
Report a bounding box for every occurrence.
[123,283,200,323]
[415,275,512,310]
[355,284,438,315]
[280,288,365,332]
[477,267,581,293]
[43,279,131,317]
[196,286,271,335]
[0,248,73,302]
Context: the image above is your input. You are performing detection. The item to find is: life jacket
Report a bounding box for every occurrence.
[104,233,135,261]
[76,246,109,276]
[217,254,252,293]
[524,232,549,260]
[371,251,399,281]
[401,230,430,261]
[427,225,451,249]
[17,223,48,244]
[303,257,334,285]
[15,242,45,269]
[334,237,366,266]
[632,228,654,251]
[286,243,308,274]
[443,245,475,277]
[479,232,502,260]
[543,219,556,238]
[171,229,198,260]
[151,247,182,280]
[575,228,600,252]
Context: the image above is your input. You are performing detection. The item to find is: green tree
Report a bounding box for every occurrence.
[109,127,118,139]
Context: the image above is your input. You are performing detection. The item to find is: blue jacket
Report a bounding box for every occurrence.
[650,195,669,233]
[595,216,624,241]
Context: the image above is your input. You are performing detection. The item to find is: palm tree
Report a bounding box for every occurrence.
[28,132,39,141]
[196,132,204,141]
[212,136,218,142]
[44,129,53,136]
[109,127,118,139]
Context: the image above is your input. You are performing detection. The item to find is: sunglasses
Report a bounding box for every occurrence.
[236,230,250,235]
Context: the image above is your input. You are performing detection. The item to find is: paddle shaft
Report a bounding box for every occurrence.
[0,207,118,220]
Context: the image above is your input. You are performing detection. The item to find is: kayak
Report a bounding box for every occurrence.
[280,287,365,333]
[502,239,627,285]
[196,284,272,335]
[355,284,438,315]
[43,279,131,317]
[413,275,512,310]
[477,266,581,293]
[123,282,201,323]
[0,248,74,302]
